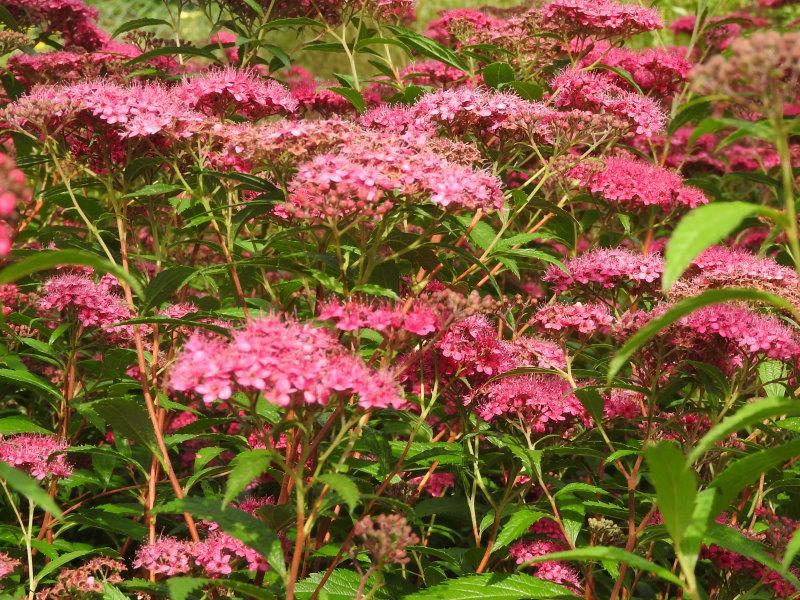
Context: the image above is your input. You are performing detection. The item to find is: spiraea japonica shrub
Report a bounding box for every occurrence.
[1,0,800,597]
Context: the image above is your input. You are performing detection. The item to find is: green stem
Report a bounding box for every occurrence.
[772,109,800,272]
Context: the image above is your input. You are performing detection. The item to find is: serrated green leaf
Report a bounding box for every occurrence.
[403,573,577,599]
[317,473,360,513]
[0,416,51,435]
[223,449,275,506]
[493,509,545,551]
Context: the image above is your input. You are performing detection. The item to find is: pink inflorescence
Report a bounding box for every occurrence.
[5,0,109,50]
[545,248,663,293]
[169,315,403,409]
[691,246,799,287]
[175,68,297,118]
[472,374,586,430]
[436,314,515,376]
[353,514,419,566]
[570,156,708,211]
[679,304,800,363]
[0,552,21,578]
[424,8,501,46]
[318,296,439,336]
[551,68,667,138]
[0,152,31,255]
[576,42,692,96]
[407,472,455,497]
[36,273,132,333]
[411,86,551,141]
[193,529,267,576]
[540,0,662,39]
[132,537,193,576]
[0,434,72,480]
[534,302,613,335]
[509,539,582,589]
[278,140,504,222]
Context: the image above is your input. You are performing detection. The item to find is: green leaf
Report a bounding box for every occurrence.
[385,26,469,73]
[167,577,275,600]
[708,438,800,516]
[500,81,544,101]
[688,397,800,463]
[93,398,159,456]
[325,87,365,113]
[645,442,696,547]
[111,17,171,38]
[159,497,286,578]
[127,45,219,65]
[607,288,799,381]
[102,583,129,600]
[0,369,62,401]
[0,250,143,298]
[34,549,95,584]
[403,573,578,599]
[223,449,275,506]
[662,202,780,291]
[317,473,360,513]
[521,546,683,587]
[493,509,545,551]
[142,266,195,312]
[0,461,62,517]
[296,570,389,600]
[482,62,514,89]
[782,527,800,572]
[0,416,51,435]
[759,360,787,398]
[707,523,800,590]
[122,183,184,199]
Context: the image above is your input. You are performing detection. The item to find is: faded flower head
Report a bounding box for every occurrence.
[353,514,419,565]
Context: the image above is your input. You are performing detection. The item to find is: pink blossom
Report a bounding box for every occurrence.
[0,434,73,480]
[170,315,403,409]
[472,374,586,429]
[570,156,708,211]
[175,68,297,118]
[5,0,109,50]
[36,273,132,333]
[133,537,193,576]
[509,539,581,589]
[436,314,515,376]
[541,0,662,39]
[534,302,613,335]
[424,8,501,46]
[407,472,455,497]
[545,248,663,292]
[193,530,267,575]
[552,68,667,138]
[691,246,798,287]
[0,552,20,579]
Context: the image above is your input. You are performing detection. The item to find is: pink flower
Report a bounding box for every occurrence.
[133,537,193,576]
[0,552,21,578]
[540,0,663,39]
[472,374,586,430]
[552,68,667,138]
[570,156,708,211]
[193,530,267,576]
[436,314,515,376]
[5,0,109,50]
[407,472,455,497]
[36,273,132,334]
[544,248,663,292]
[170,315,403,409]
[510,539,582,589]
[0,434,73,480]
[424,9,501,46]
[175,68,297,118]
[534,302,613,335]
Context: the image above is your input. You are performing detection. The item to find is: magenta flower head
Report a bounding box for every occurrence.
[0,434,72,480]
[540,0,663,40]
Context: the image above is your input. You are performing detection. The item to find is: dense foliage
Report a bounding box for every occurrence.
[0,0,800,598]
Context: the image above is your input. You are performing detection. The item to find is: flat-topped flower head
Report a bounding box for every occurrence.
[170,315,403,409]
[175,68,297,118]
[534,302,613,335]
[569,156,708,211]
[132,537,193,576]
[541,0,663,40]
[0,434,72,480]
[545,248,663,293]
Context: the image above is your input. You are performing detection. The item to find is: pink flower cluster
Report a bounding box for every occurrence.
[472,374,586,430]
[0,552,20,578]
[279,140,504,222]
[424,8,501,47]
[175,68,297,118]
[544,248,663,293]
[5,0,108,50]
[551,68,667,138]
[533,302,613,335]
[570,156,708,211]
[353,514,419,566]
[318,297,439,336]
[0,152,31,255]
[540,0,662,39]
[36,273,132,334]
[680,304,800,363]
[577,42,692,96]
[509,539,581,589]
[169,315,403,409]
[691,246,798,287]
[0,434,72,480]
[407,472,455,497]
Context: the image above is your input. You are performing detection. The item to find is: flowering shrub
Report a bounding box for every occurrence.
[1,0,800,598]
